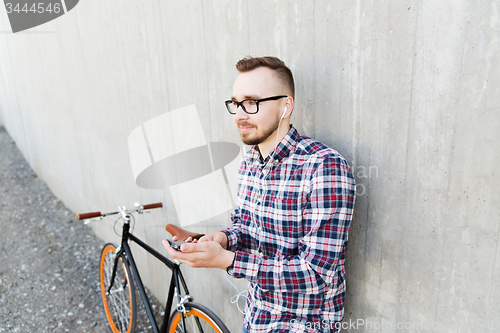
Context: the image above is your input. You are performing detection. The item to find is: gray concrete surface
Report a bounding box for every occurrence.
[1,1,499,332]
[0,127,162,332]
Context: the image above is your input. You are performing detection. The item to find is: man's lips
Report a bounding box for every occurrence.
[239,126,253,132]
[238,123,255,133]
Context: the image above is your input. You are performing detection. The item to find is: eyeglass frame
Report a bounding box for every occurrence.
[225,95,288,114]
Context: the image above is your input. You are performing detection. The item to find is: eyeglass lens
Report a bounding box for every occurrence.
[226,100,258,114]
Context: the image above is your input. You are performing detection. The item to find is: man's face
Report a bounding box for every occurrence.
[231,67,286,146]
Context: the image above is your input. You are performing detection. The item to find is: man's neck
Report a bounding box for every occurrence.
[257,123,290,158]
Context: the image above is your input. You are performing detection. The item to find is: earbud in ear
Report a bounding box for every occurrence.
[280,107,287,120]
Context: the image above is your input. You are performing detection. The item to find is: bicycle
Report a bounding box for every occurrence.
[76,202,230,333]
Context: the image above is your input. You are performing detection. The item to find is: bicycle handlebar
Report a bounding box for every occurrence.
[143,202,163,210]
[76,202,163,220]
[76,211,102,220]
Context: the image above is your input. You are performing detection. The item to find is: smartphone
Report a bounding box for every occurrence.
[166,239,181,251]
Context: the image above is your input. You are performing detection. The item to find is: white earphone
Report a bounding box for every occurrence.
[275,106,288,149]
[280,107,287,120]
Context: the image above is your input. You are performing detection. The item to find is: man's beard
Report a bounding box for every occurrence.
[238,115,280,146]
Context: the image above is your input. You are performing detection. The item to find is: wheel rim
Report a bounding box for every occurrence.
[100,246,134,333]
[169,308,223,333]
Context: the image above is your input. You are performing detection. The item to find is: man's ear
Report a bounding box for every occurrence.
[283,97,294,118]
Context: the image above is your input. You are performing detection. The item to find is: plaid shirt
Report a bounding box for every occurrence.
[222,125,356,332]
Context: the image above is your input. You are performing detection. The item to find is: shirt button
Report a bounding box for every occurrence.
[259,252,264,256]
[258,197,262,202]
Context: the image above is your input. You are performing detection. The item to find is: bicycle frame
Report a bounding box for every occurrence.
[110,215,191,333]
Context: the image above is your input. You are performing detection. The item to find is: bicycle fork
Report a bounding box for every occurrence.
[106,246,125,295]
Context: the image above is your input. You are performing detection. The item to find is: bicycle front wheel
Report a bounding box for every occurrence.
[167,302,230,333]
[100,243,137,333]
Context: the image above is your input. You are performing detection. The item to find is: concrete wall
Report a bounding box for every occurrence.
[1,1,499,332]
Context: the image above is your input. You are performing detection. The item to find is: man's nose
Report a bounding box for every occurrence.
[233,105,248,119]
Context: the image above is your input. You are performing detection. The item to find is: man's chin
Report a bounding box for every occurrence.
[240,133,261,146]
[241,138,258,146]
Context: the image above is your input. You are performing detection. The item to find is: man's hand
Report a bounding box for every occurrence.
[173,232,228,250]
[162,239,235,270]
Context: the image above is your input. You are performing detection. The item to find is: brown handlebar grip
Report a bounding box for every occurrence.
[76,211,102,220]
[143,202,163,210]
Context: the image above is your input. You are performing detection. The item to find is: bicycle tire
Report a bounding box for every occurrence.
[167,302,230,333]
[100,243,137,333]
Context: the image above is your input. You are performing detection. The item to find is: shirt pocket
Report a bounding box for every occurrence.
[269,192,306,242]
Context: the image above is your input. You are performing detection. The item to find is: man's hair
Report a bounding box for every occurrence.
[235,56,295,98]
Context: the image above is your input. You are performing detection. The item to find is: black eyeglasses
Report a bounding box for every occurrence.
[225,95,287,114]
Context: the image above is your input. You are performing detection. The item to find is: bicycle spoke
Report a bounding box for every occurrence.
[109,275,130,330]
[100,244,136,333]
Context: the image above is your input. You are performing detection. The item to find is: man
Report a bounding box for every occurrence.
[163,56,356,332]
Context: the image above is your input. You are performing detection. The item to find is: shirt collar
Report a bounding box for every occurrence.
[245,125,300,165]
